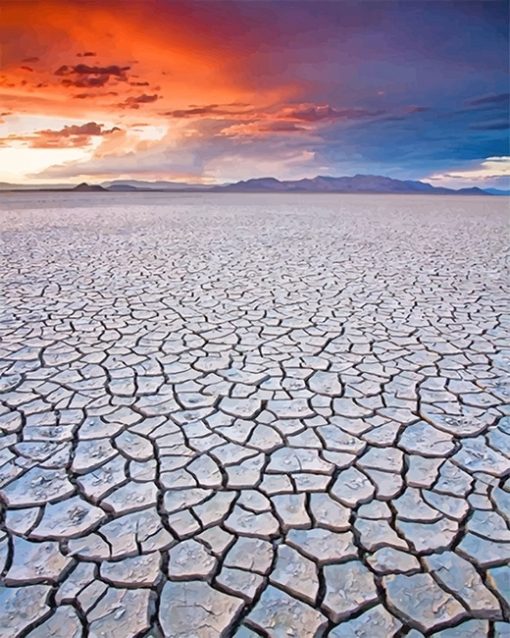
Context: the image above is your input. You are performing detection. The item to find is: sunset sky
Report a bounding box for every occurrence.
[1,0,509,187]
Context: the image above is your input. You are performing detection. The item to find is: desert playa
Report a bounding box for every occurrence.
[0,192,508,636]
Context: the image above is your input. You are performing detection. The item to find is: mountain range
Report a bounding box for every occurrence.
[213,175,490,195]
[0,175,506,195]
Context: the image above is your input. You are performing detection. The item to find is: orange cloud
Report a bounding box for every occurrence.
[0,122,119,148]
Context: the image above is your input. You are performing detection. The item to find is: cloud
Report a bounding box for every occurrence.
[165,102,386,127]
[74,91,119,100]
[278,104,385,123]
[55,63,131,89]
[426,156,510,188]
[0,122,120,149]
[165,104,252,119]
[470,121,509,131]
[51,122,118,137]
[119,94,159,109]
[31,115,322,182]
[26,95,453,183]
[221,120,308,137]
[163,101,390,142]
[22,56,39,63]
[404,106,429,114]
[77,51,96,57]
[466,93,510,107]
[55,64,130,77]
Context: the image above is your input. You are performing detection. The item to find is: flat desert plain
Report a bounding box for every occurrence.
[0,193,509,637]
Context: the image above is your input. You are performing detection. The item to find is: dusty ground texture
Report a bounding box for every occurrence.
[0,193,509,638]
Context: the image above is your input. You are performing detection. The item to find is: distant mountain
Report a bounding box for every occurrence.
[483,188,510,196]
[0,175,495,194]
[453,186,494,195]
[73,182,107,192]
[214,174,489,195]
[102,180,212,191]
[215,177,291,192]
[106,183,140,191]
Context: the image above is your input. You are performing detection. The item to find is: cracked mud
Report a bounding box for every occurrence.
[0,193,509,637]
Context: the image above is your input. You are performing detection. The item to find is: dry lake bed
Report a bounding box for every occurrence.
[0,192,509,637]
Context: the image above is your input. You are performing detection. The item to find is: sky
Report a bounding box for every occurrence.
[1,0,509,187]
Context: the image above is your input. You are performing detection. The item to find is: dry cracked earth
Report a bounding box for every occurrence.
[0,192,509,638]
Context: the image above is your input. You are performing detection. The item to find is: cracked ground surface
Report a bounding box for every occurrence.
[0,192,509,638]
